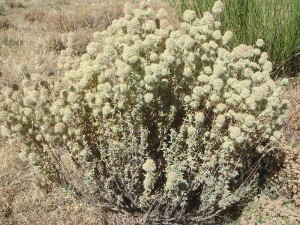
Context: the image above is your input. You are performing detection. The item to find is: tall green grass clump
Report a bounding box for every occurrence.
[0,1,289,223]
[169,0,300,76]
[0,1,6,15]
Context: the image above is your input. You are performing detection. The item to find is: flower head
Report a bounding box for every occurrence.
[142,158,156,173]
[212,0,224,16]
[183,10,197,23]
[256,39,264,47]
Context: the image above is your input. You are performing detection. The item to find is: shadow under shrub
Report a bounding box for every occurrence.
[0,1,289,224]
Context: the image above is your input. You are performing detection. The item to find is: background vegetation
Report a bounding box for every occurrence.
[168,0,300,77]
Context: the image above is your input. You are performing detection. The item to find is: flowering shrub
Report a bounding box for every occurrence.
[0,0,289,223]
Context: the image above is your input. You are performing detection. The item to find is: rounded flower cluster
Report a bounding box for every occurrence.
[142,158,156,173]
[0,1,289,223]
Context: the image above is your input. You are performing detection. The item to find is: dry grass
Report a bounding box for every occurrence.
[240,195,300,225]
[5,0,24,8]
[24,8,45,22]
[55,0,71,5]
[46,6,123,32]
[284,77,300,141]
[0,16,12,29]
[0,0,124,81]
[276,139,300,206]
[47,11,83,32]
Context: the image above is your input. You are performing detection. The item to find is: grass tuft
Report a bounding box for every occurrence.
[5,0,24,8]
[0,2,6,16]
[24,9,45,22]
[0,16,11,29]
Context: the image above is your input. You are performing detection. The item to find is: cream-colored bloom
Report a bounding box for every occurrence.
[1,125,11,137]
[189,26,199,37]
[122,46,139,64]
[184,36,195,49]
[142,158,156,172]
[143,20,156,32]
[213,64,226,77]
[244,114,256,127]
[187,126,196,136]
[184,95,191,103]
[156,8,167,19]
[244,68,254,77]
[203,84,212,93]
[212,30,222,40]
[216,103,226,112]
[209,41,218,49]
[183,67,193,77]
[215,114,225,128]
[263,61,273,72]
[212,78,224,91]
[127,17,141,34]
[195,112,205,123]
[201,42,210,52]
[54,122,66,134]
[183,10,197,23]
[256,39,264,47]
[144,93,154,103]
[214,21,221,29]
[229,126,241,140]
[198,74,209,83]
[222,31,233,45]
[165,170,186,192]
[204,66,212,75]
[23,108,33,117]
[86,42,100,57]
[102,102,112,116]
[212,0,224,16]
[260,52,269,60]
[67,92,78,103]
[240,87,251,99]
[203,12,214,25]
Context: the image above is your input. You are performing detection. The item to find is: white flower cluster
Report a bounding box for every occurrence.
[142,158,156,173]
[212,0,225,16]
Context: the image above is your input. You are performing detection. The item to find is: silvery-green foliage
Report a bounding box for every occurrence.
[0,0,289,223]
